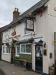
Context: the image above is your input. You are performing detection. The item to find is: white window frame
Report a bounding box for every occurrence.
[2,45,11,54]
[16,43,31,56]
[20,44,26,54]
[2,45,6,54]
[20,43,31,54]
[16,45,20,56]
[6,46,10,54]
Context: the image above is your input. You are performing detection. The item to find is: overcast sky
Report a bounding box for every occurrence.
[0,0,40,27]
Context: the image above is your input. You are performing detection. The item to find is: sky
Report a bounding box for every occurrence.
[0,0,40,27]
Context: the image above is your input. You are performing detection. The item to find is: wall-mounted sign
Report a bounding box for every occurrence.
[25,17,34,31]
[50,53,52,59]
[27,20,34,29]
[43,49,47,56]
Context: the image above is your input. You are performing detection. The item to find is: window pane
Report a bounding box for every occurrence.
[6,47,10,53]
[26,44,31,53]
[17,45,20,55]
[21,44,25,53]
[3,46,5,53]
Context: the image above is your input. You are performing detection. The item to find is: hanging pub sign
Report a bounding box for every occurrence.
[25,16,34,31]
[11,29,16,36]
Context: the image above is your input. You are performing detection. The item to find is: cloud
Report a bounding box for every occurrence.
[0,0,40,27]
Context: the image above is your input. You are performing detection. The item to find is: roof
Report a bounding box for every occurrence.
[0,0,49,32]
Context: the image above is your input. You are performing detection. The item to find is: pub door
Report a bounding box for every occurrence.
[35,40,43,73]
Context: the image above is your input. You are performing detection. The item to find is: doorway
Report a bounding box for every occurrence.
[35,40,43,73]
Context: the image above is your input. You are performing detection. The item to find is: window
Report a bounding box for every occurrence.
[16,45,20,55]
[16,44,31,55]
[20,44,31,54]
[3,46,5,53]
[6,46,10,53]
[26,44,31,53]
[2,45,10,54]
[21,44,25,53]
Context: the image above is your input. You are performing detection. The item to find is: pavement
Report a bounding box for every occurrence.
[0,61,41,75]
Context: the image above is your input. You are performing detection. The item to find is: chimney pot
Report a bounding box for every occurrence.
[13,8,20,21]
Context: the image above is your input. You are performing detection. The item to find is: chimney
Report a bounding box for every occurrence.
[13,8,20,21]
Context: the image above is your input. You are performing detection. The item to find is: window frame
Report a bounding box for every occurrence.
[6,46,10,53]
[2,45,11,54]
[16,43,32,56]
[20,43,31,54]
[16,45,20,56]
[2,45,6,53]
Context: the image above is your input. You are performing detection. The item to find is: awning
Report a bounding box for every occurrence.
[16,38,34,44]
[34,38,45,46]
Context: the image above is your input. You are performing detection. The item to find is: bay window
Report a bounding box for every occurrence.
[26,44,31,53]
[21,44,25,53]
[16,43,32,55]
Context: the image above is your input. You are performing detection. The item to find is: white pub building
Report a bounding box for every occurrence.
[1,0,56,75]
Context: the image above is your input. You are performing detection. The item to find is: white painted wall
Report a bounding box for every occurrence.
[2,23,25,43]
[16,23,25,37]
[2,52,11,62]
[1,45,11,62]
[2,0,56,74]
[34,0,56,74]
[47,0,56,66]
[2,22,25,62]
[34,9,49,74]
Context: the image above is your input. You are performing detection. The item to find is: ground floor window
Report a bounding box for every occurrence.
[26,44,31,53]
[16,43,32,55]
[2,45,10,54]
[6,46,10,53]
[16,45,20,55]
[3,46,5,53]
[21,44,26,53]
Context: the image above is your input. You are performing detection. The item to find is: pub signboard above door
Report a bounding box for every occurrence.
[25,16,35,31]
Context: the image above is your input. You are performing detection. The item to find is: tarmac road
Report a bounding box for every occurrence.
[0,61,41,75]
[0,69,6,75]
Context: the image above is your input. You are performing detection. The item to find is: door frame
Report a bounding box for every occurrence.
[35,42,43,73]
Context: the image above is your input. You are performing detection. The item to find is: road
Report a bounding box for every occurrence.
[0,61,41,75]
[0,69,6,75]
